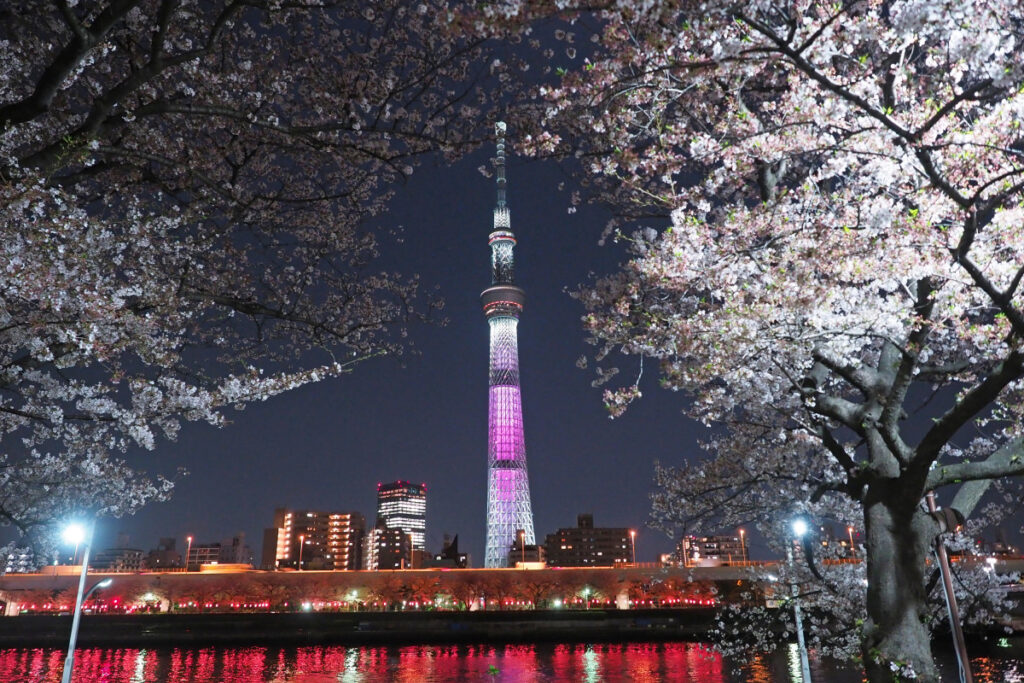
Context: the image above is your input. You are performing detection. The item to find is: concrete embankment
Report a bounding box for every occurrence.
[0,608,718,648]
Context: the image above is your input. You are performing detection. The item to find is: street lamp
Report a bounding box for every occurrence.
[846,526,856,559]
[926,491,974,683]
[788,518,813,683]
[298,534,305,570]
[185,535,193,572]
[60,521,112,683]
[739,529,747,564]
[629,530,637,565]
[520,530,526,567]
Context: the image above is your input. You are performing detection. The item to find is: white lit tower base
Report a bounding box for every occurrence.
[482,122,536,569]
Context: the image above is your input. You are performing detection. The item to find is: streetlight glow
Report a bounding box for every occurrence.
[792,518,809,538]
[62,523,87,546]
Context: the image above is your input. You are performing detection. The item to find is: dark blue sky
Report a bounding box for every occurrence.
[94,144,720,565]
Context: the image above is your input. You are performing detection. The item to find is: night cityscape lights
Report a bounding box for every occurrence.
[482,122,536,568]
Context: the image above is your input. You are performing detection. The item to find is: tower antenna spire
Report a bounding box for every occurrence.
[495,121,507,210]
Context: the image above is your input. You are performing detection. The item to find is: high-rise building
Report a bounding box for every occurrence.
[482,122,536,568]
[262,508,365,570]
[376,481,426,551]
[542,514,632,567]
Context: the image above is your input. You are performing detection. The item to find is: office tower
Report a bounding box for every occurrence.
[376,481,426,551]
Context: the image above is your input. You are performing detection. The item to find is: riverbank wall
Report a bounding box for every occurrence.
[0,608,718,647]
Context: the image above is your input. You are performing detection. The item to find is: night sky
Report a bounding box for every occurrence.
[78,144,715,565]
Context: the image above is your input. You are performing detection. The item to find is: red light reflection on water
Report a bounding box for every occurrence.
[0,643,758,682]
[0,644,1019,682]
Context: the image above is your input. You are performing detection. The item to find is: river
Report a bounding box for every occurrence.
[1,641,1022,682]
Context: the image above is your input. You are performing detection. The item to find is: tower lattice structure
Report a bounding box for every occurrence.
[482,122,536,568]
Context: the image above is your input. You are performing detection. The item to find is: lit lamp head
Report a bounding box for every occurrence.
[96,578,113,589]
[791,518,809,539]
[62,523,87,546]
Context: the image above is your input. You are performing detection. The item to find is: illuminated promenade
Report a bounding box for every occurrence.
[1,560,1020,647]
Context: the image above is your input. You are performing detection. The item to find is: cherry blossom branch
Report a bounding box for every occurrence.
[736,10,972,209]
[927,437,1024,491]
[913,349,1024,469]
[880,280,935,434]
[0,0,144,127]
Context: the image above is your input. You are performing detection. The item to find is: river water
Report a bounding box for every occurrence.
[1,642,1022,682]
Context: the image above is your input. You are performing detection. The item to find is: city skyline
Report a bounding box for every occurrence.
[21,145,1022,566]
[27,139,705,567]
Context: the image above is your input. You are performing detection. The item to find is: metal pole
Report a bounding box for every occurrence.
[61,520,94,683]
[926,492,974,683]
[786,543,813,683]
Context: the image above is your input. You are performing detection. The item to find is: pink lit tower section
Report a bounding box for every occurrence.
[481,121,535,568]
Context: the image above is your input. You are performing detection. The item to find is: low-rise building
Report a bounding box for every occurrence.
[542,514,631,567]
[92,547,145,572]
[677,535,745,566]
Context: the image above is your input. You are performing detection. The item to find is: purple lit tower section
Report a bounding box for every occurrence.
[482,121,535,568]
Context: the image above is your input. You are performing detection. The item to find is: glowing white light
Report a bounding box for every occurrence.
[62,523,87,546]
[791,519,809,538]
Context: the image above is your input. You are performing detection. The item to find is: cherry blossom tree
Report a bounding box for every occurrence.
[0,1,491,547]
[472,0,1024,680]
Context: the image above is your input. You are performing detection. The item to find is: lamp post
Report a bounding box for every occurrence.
[185,535,193,572]
[298,534,305,570]
[926,492,974,683]
[846,526,856,559]
[788,518,813,683]
[629,530,637,565]
[60,520,112,683]
[739,529,747,564]
[520,530,526,567]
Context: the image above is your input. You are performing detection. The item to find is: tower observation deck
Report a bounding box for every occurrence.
[482,122,535,568]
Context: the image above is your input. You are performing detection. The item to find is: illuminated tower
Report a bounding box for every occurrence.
[482,121,535,568]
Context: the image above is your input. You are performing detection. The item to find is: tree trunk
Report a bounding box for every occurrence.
[862,494,939,682]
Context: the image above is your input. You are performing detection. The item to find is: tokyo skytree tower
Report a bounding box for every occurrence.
[482,121,535,568]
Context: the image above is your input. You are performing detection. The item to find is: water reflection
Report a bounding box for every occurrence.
[0,642,1020,682]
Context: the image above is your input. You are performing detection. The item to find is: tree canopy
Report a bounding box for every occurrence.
[479,0,1024,680]
[0,0,489,541]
